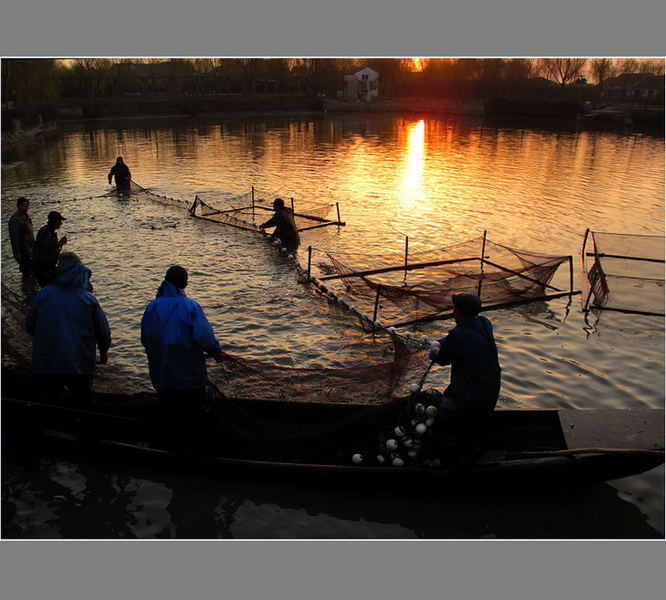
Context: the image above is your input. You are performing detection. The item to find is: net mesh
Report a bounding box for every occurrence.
[189,195,262,233]
[307,236,571,327]
[190,188,340,232]
[207,338,423,407]
[584,231,665,316]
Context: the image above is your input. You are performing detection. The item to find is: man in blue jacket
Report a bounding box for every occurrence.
[25,251,111,406]
[141,266,226,443]
[429,292,501,431]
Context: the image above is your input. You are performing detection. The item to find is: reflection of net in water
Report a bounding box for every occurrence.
[207,338,423,406]
[582,230,665,316]
[306,235,573,327]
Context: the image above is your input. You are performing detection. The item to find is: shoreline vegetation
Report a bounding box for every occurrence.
[2,94,663,157]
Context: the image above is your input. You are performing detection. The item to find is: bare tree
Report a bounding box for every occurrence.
[537,58,588,88]
[71,58,114,98]
[589,58,618,85]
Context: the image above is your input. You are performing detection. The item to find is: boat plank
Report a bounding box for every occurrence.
[559,409,665,450]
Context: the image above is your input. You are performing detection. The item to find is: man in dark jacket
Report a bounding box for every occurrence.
[25,252,111,406]
[8,197,35,276]
[32,211,68,287]
[108,156,132,194]
[429,292,501,428]
[259,197,300,253]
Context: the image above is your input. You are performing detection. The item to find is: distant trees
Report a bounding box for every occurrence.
[2,56,663,118]
[589,58,618,86]
[536,58,588,88]
[2,59,63,109]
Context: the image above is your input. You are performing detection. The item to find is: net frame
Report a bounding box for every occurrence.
[582,229,665,316]
[305,231,577,328]
[191,186,345,233]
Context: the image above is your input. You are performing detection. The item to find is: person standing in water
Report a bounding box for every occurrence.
[108,156,132,194]
[258,197,300,253]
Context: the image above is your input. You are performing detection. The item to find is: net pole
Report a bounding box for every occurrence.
[188,195,199,216]
[307,246,313,279]
[291,197,295,212]
[336,202,341,225]
[581,229,592,310]
[372,284,382,323]
[252,186,255,222]
[404,236,409,284]
[569,255,574,294]
[478,230,487,297]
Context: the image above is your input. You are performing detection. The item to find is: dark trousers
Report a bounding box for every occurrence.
[153,388,217,449]
[36,374,93,407]
[17,254,33,276]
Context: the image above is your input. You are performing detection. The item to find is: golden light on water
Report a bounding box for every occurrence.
[402,120,426,197]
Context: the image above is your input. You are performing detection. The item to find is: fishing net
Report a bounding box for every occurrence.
[583,231,665,316]
[191,187,343,232]
[189,195,263,233]
[306,236,572,327]
[207,336,423,407]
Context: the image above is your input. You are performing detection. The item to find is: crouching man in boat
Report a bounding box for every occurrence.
[141,266,227,447]
[428,292,502,458]
[259,197,301,254]
[107,156,132,195]
[25,252,111,406]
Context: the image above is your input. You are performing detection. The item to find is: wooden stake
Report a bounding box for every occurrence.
[373,284,382,323]
[307,246,313,279]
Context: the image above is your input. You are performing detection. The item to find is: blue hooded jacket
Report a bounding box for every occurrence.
[25,263,111,375]
[141,280,221,392]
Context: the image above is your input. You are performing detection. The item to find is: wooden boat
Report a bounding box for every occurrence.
[2,388,663,493]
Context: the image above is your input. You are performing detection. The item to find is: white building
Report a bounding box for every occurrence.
[343,67,379,102]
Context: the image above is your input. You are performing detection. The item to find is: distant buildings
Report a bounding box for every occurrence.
[343,67,379,102]
[602,73,665,105]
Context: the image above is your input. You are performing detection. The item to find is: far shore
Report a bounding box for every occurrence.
[3,96,662,158]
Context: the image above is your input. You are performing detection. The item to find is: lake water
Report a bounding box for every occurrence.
[1,113,664,539]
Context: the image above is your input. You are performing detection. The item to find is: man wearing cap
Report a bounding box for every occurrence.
[429,292,502,433]
[141,266,226,445]
[8,197,35,276]
[32,210,68,287]
[258,197,300,253]
[25,252,111,406]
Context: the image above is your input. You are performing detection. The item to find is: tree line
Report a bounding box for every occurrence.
[2,57,664,114]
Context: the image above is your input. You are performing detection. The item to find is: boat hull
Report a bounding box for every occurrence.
[3,394,663,493]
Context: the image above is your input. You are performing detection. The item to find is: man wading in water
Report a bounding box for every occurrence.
[108,156,132,194]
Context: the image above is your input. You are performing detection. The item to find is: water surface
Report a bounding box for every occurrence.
[2,113,664,538]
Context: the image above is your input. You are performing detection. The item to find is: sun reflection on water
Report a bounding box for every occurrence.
[402,119,425,198]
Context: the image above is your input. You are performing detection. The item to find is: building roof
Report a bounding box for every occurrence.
[343,66,379,76]
[604,73,665,89]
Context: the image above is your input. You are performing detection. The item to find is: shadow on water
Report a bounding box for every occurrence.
[2,448,662,540]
